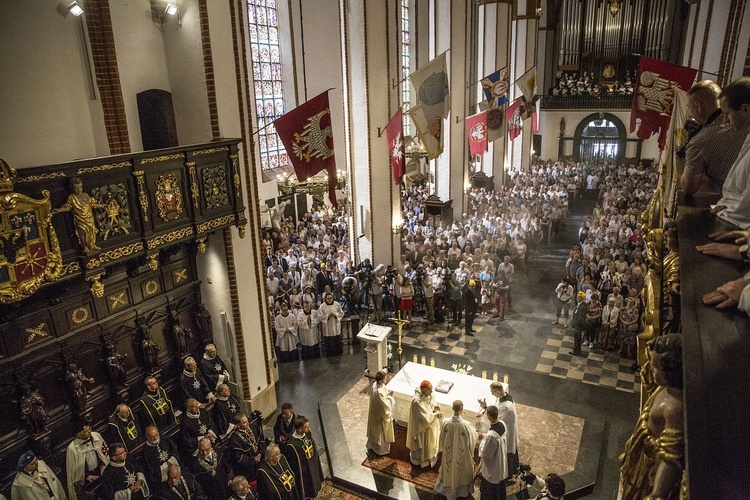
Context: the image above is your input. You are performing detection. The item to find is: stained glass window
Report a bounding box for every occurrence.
[248,0,288,171]
[401,0,410,135]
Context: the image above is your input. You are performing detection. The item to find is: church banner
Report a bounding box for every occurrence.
[478,101,505,143]
[274,91,338,206]
[506,99,523,141]
[516,66,538,102]
[481,67,509,108]
[386,109,406,185]
[466,110,488,157]
[409,104,443,160]
[410,52,451,122]
[630,56,697,150]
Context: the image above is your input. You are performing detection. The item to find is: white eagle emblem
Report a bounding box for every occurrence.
[470,123,486,142]
[291,110,334,163]
[391,132,404,163]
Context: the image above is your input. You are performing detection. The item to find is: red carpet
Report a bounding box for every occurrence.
[361,424,441,492]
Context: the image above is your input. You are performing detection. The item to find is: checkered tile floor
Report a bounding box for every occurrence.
[536,325,641,392]
[386,313,641,393]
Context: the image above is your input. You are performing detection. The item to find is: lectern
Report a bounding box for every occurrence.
[356,323,392,377]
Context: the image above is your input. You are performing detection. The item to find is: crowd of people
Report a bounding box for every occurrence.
[553,162,657,363]
[11,344,323,500]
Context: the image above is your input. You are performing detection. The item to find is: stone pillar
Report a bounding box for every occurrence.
[510,0,539,173]
[341,0,401,265]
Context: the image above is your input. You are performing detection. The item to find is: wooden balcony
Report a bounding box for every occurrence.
[541,94,633,110]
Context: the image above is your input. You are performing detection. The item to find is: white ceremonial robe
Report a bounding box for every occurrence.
[480,396,519,455]
[12,460,67,500]
[366,382,396,456]
[66,432,109,500]
[274,312,298,352]
[434,415,478,500]
[479,421,508,484]
[496,399,518,455]
[318,301,344,337]
[296,309,320,346]
[406,392,441,468]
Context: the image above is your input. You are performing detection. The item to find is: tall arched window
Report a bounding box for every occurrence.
[248,0,288,171]
[401,0,411,136]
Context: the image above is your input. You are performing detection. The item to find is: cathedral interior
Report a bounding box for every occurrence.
[0,0,748,499]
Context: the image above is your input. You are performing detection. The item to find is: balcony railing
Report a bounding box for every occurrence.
[541,94,633,110]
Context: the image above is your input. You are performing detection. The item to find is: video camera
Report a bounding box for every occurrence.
[384,265,396,285]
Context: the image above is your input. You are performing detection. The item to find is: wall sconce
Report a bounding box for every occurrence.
[463,180,472,194]
[165,3,179,16]
[392,215,404,234]
[68,1,84,16]
[151,0,181,29]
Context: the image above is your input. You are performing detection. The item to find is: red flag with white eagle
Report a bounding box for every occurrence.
[466,111,488,157]
[274,91,338,206]
[386,109,405,185]
[630,57,697,149]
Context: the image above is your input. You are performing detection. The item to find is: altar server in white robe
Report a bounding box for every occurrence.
[434,400,478,500]
[366,370,395,456]
[478,405,508,500]
[406,381,442,468]
[318,292,344,356]
[297,301,321,359]
[479,381,519,477]
[275,302,299,362]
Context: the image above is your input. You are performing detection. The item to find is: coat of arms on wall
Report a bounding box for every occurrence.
[201,165,229,209]
[90,183,132,240]
[155,173,184,222]
[0,159,64,303]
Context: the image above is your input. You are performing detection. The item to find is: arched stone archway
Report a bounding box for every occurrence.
[572,113,627,164]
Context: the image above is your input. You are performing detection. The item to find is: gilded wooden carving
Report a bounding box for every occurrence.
[52,177,105,254]
[201,165,229,209]
[197,214,236,234]
[133,170,149,222]
[155,173,184,222]
[85,242,144,270]
[146,227,194,251]
[188,163,200,210]
[90,182,132,240]
[0,159,65,303]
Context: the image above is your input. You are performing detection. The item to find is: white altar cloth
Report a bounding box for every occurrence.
[386,362,507,425]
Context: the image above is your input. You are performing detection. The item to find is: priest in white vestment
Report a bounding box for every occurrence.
[406,381,442,468]
[478,405,509,500]
[366,370,396,456]
[479,381,519,476]
[275,302,299,362]
[297,301,321,359]
[434,400,478,500]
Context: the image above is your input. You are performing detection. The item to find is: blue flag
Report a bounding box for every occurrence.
[481,67,509,108]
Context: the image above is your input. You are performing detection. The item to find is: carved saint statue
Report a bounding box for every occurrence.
[19,380,48,434]
[52,176,105,255]
[168,304,192,359]
[196,302,214,344]
[136,317,161,373]
[65,362,95,410]
[264,199,291,230]
[103,334,128,389]
[620,334,684,500]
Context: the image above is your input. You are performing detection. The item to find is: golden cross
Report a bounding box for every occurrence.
[154,399,169,415]
[125,421,138,440]
[389,311,410,360]
[109,292,127,309]
[302,442,314,459]
[280,470,295,491]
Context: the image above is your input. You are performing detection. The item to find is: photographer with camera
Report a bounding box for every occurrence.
[515,467,566,500]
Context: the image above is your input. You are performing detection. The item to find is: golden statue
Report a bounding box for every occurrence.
[662,225,680,334]
[620,334,684,500]
[53,177,104,255]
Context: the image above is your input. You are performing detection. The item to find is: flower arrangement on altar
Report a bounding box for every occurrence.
[384,344,393,372]
[451,363,473,375]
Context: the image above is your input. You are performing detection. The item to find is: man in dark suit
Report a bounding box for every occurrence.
[463,279,479,336]
[157,464,207,500]
[273,403,296,445]
[570,292,588,356]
